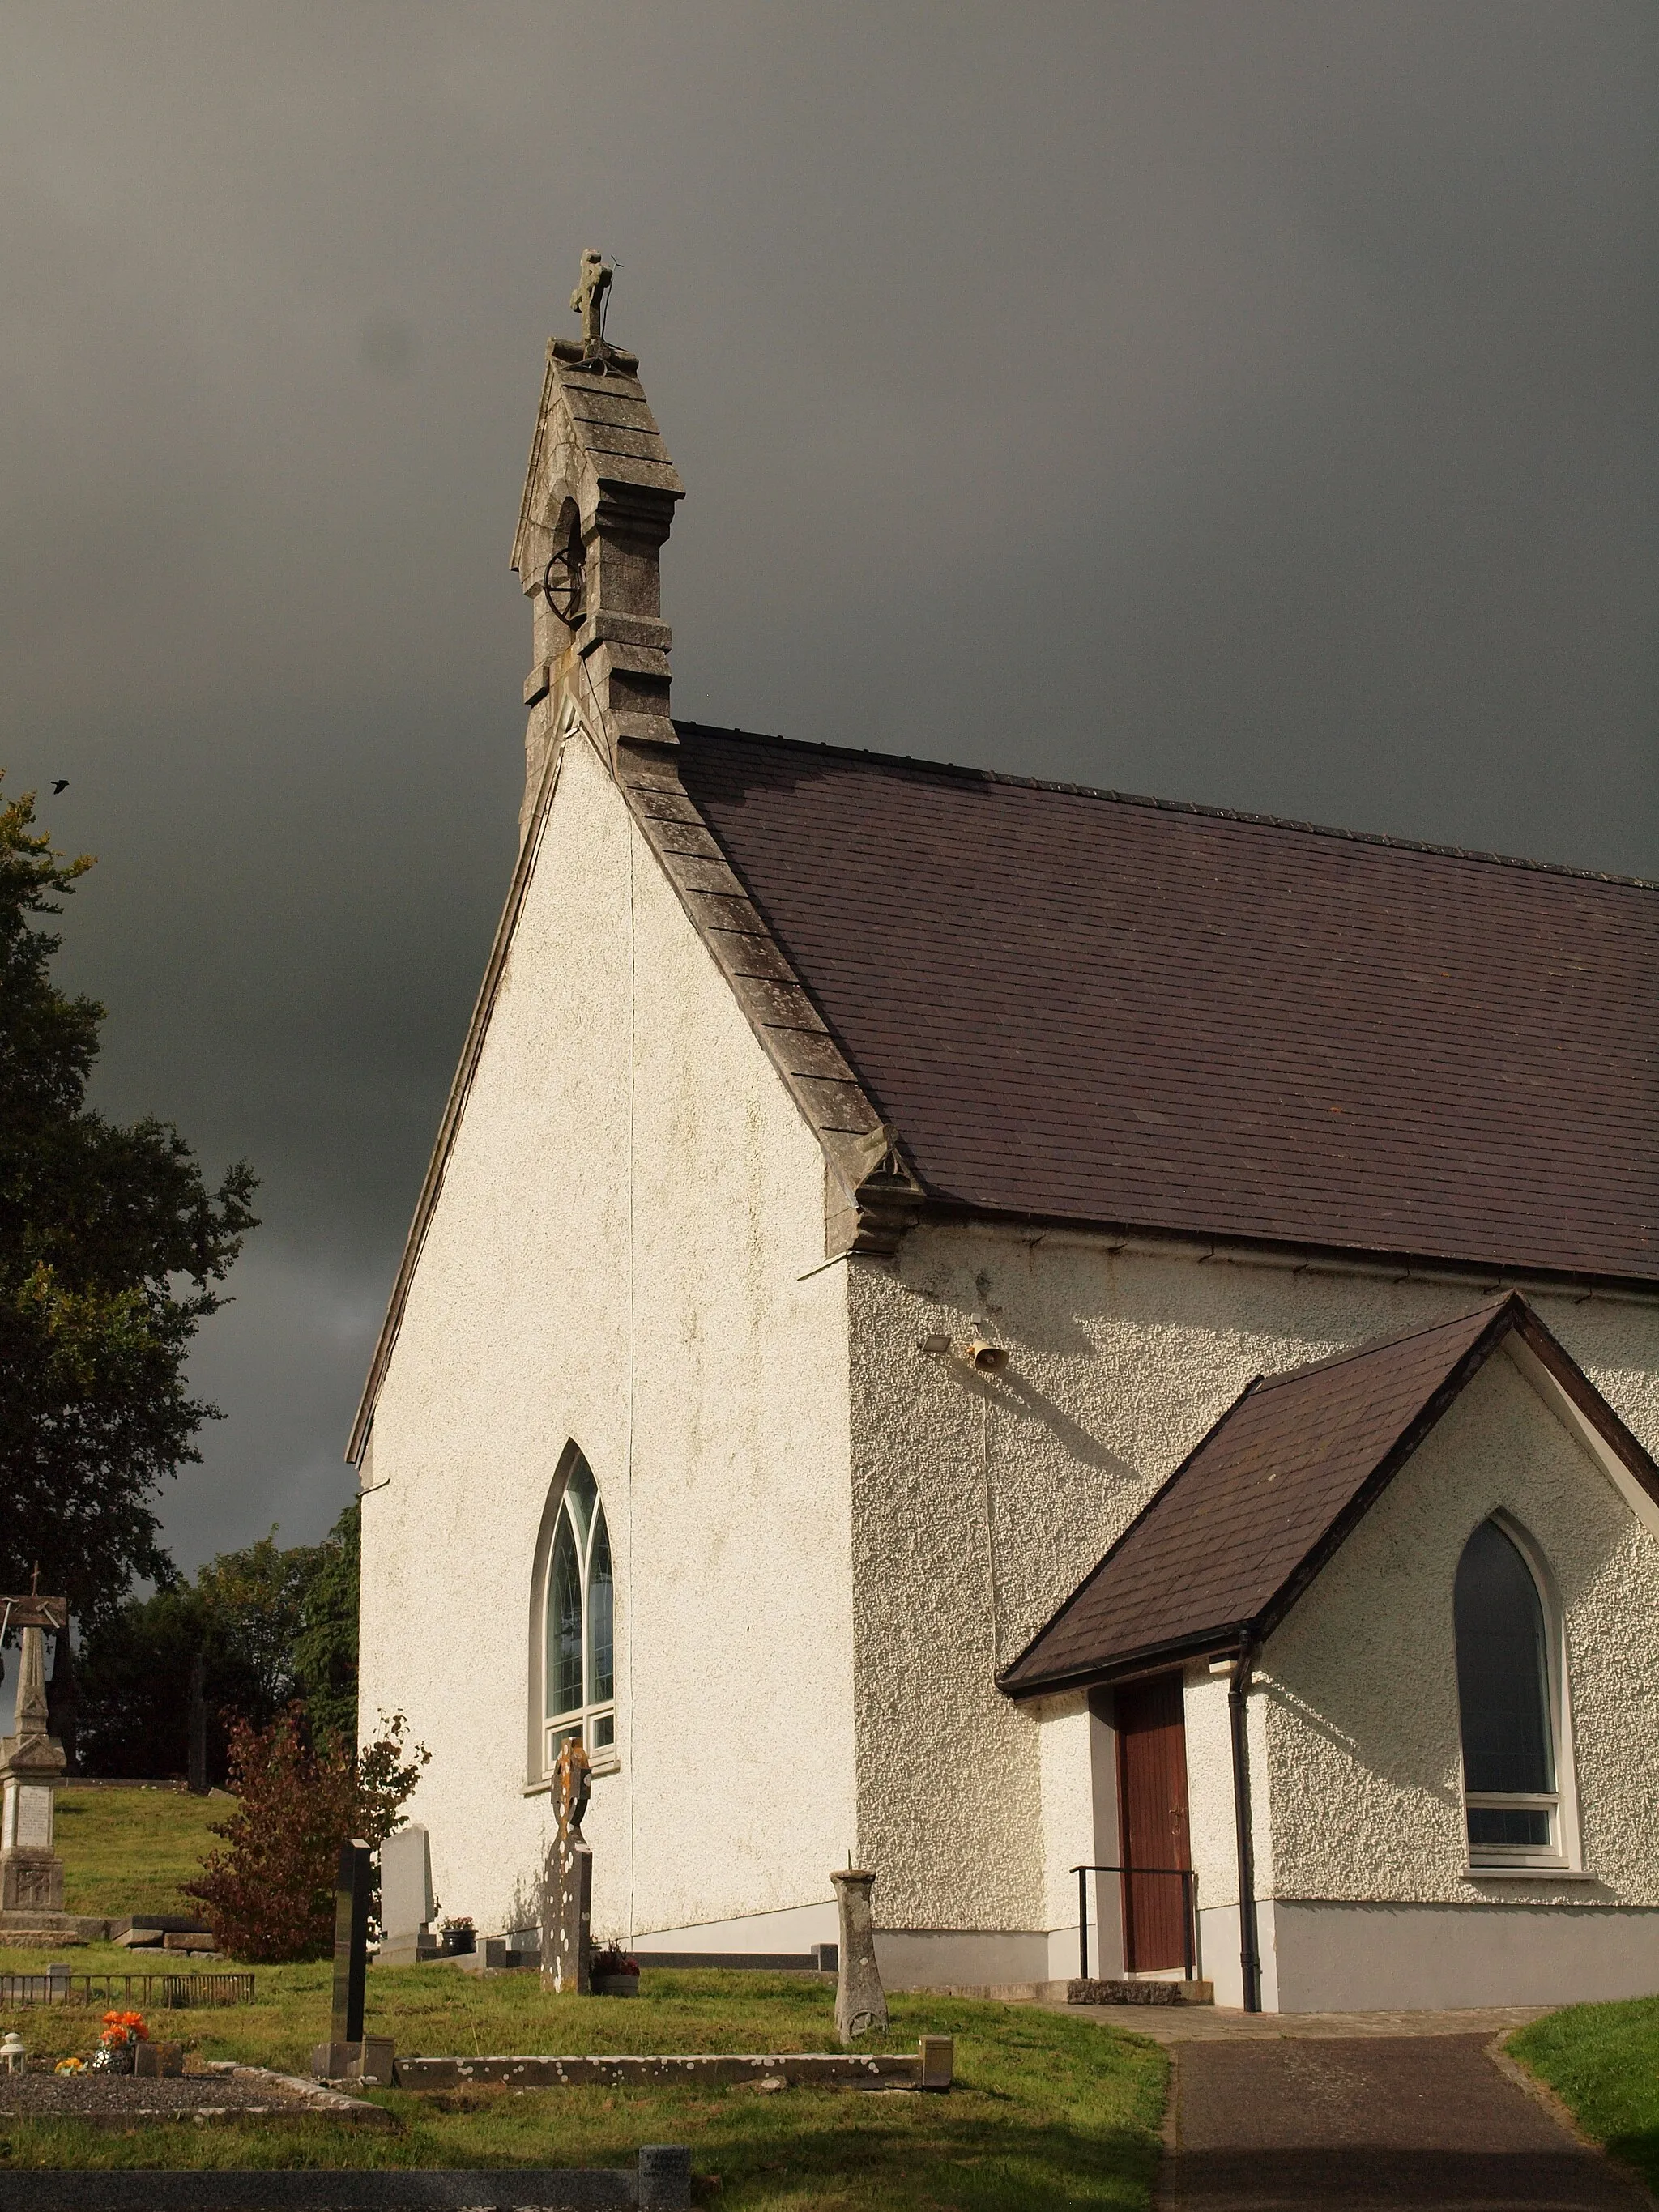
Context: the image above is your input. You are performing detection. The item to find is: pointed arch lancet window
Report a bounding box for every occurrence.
[1453,1519,1560,1864]
[543,1451,616,1771]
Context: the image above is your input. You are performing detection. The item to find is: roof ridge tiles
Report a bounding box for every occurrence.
[672,720,1659,891]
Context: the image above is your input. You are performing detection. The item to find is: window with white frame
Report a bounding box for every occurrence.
[1453,1518,1562,1866]
[543,1452,615,1771]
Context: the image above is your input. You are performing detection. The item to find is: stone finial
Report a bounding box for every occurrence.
[569,251,613,352]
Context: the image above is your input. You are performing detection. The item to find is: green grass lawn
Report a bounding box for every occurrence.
[55,1784,228,1920]
[44,1790,1659,2205]
[0,1958,1166,2206]
[6,1781,1165,2207]
[1510,1997,1659,2189]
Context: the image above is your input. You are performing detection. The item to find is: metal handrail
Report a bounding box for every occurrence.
[1070,1863,1197,1984]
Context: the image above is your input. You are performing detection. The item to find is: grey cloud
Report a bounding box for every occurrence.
[0,0,1652,1568]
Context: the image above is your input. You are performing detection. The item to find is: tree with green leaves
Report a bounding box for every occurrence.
[0,780,257,1636]
[293,1498,360,1749]
[77,1502,360,1779]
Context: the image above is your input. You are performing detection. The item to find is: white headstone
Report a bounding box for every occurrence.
[379,1825,433,1953]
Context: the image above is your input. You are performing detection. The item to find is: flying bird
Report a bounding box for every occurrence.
[50,780,67,794]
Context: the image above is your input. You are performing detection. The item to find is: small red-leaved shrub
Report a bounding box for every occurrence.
[183,1706,427,1963]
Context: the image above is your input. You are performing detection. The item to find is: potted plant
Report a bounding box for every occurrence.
[439,1914,475,1956]
[590,1941,641,1997]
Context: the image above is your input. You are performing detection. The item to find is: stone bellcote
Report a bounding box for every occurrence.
[510,266,684,842]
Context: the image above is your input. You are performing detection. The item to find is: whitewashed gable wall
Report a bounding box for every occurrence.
[358,733,855,1942]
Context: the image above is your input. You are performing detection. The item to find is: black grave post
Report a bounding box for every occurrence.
[312,1837,381,2080]
[331,1838,371,2046]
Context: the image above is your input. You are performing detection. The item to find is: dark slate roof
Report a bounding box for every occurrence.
[674,726,1659,1285]
[1000,1294,1659,1694]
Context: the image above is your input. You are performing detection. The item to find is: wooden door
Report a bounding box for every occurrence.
[1115,1673,1192,1973]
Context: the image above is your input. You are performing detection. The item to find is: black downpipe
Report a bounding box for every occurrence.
[1229,1639,1262,2014]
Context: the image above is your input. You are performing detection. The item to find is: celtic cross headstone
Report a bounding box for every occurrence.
[539,1734,592,1994]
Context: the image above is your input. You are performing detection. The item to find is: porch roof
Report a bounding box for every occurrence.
[999,1293,1659,1695]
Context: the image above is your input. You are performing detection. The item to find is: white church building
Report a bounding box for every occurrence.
[352,281,1659,2014]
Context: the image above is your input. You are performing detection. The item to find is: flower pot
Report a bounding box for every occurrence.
[591,1973,639,1997]
[441,1929,475,1956]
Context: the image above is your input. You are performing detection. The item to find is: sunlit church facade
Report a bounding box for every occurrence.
[352,280,1659,2012]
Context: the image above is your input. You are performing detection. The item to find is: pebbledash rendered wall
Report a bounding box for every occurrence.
[846,1225,1659,2002]
[357,731,855,1953]
[1252,1344,1659,2010]
[358,722,1659,2001]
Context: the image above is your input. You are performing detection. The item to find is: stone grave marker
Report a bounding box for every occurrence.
[310,1837,391,2082]
[830,1866,889,2040]
[0,1587,69,1925]
[540,1735,592,1994]
[378,1824,437,1965]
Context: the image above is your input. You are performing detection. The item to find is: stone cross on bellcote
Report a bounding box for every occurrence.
[569,249,613,356]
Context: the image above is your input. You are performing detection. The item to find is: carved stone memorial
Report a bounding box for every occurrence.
[830,1867,889,2041]
[0,1590,69,1921]
[540,1735,592,1995]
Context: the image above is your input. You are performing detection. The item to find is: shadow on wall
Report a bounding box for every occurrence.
[986,1366,1137,1479]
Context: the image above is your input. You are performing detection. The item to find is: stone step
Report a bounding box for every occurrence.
[1061,1975,1214,2006]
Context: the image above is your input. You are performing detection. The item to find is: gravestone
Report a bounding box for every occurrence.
[311,1838,388,2082]
[540,1736,592,1994]
[378,1824,437,1965]
[0,1590,69,1922]
[331,1837,371,2044]
[830,1867,889,2041]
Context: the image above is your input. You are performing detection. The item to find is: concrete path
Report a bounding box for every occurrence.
[1156,2033,1649,2211]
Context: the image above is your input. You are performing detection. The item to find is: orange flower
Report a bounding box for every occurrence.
[99,2010,149,2044]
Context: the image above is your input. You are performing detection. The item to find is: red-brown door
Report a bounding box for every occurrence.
[1115,1673,1192,1973]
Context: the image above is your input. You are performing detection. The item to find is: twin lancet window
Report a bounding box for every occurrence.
[544,1452,615,1771]
[1453,1519,1562,1866]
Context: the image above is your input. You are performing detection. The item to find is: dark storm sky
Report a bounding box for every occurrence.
[2,2,1654,1573]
